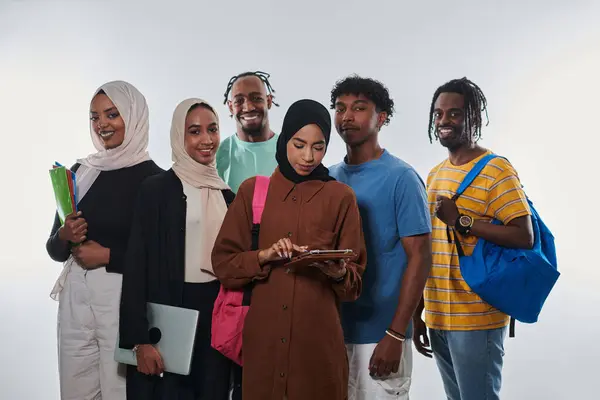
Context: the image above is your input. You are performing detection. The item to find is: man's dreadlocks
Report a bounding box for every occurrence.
[427,77,489,144]
[223,71,279,106]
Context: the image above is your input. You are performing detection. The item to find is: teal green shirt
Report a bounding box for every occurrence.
[216,133,279,193]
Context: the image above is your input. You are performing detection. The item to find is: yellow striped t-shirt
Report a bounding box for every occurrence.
[425,151,531,331]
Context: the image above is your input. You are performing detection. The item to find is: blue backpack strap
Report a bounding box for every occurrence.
[453,154,499,200]
[450,153,500,255]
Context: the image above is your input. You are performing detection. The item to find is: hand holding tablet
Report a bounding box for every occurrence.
[284,249,356,279]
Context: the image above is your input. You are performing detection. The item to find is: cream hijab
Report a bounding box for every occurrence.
[75,80,152,201]
[50,80,152,300]
[171,98,228,190]
[170,98,229,276]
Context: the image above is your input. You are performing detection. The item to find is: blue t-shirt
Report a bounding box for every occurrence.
[329,150,431,344]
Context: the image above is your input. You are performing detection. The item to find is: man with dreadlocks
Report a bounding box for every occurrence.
[329,75,432,400]
[414,77,534,400]
[216,71,279,193]
[216,71,279,399]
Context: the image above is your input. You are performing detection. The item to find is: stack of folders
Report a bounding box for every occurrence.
[49,162,77,223]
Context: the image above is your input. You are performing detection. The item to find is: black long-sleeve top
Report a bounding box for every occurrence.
[46,160,164,274]
[119,169,235,347]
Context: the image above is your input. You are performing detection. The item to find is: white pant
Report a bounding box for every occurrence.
[347,340,413,400]
[57,265,126,400]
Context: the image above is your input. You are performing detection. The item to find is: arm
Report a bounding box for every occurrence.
[470,215,533,249]
[330,191,367,302]
[390,169,433,334]
[437,165,533,249]
[476,163,533,248]
[46,164,85,262]
[414,295,425,320]
[389,233,432,334]
[369,170,433,376]
[105,247,123,273]
[119,186,151,348]
[46,213,70,262]
[212,179,271,289]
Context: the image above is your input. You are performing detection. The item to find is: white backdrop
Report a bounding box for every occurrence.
[0,0,597,398]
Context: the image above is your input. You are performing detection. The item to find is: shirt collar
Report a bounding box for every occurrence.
[270,167,325,203]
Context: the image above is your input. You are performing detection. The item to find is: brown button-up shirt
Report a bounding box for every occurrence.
[212,169,367,400]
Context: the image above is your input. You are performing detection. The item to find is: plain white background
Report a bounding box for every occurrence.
[1,0,598,398]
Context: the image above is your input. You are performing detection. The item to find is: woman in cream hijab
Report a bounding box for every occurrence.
[46,81,163,400]
[120,98,234,399]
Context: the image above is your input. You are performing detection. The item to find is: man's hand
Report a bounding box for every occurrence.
[72,240,110,269]
[369,334,403,378]
[412,315,433,358]
[435,195,460,226]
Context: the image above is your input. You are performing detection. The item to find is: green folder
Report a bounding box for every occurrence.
[49,166,75,224]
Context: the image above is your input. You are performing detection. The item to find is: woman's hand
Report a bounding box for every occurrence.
[258,238,307,266]
[72,240,110,269]
[58,211,87,244]
[308,259,348,280]
[135,344,164,375]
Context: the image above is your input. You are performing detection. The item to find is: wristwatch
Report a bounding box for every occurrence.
[455,214,474,235]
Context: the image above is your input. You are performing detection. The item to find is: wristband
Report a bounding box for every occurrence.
[385,328,406,342]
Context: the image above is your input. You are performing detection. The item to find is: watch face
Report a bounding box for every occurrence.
[459,215,473,227]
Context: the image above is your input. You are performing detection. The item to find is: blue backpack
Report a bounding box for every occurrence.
[451,154,559,336]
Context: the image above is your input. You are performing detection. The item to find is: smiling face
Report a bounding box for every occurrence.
[227,75,272,137]
[286,124,327,176]
[433,92,468,150]
[184,104,220,165]
[90,92,126,149]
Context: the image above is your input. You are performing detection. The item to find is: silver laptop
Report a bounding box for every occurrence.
[114,302,199,375]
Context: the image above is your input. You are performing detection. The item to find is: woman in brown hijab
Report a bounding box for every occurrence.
[212,99,367,400]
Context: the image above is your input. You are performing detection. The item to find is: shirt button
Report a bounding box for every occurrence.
[280,372,285,378]
[282,305,288,310]
[292,196,297,201]
[287,232,292,237]
[281,338,286,343]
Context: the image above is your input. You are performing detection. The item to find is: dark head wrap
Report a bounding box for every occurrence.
[275,99,335,183]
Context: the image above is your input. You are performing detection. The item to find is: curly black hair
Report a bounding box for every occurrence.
[330,75,395,125]
[427,77,489,144]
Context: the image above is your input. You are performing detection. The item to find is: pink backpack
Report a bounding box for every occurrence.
[211,176,270,366]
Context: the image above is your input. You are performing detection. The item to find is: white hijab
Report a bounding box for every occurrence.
[170,98,229,277]
[50,80,151,300]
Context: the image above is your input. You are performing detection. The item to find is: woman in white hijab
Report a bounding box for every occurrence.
[46,81,163,400]
[120,98,233,399]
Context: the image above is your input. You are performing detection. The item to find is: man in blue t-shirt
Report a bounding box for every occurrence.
[328,75,432,400]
